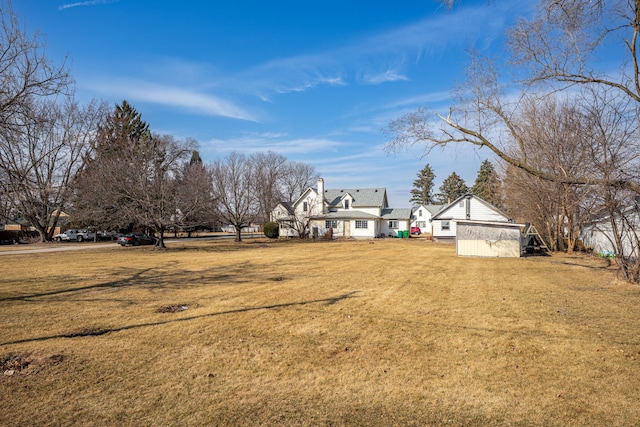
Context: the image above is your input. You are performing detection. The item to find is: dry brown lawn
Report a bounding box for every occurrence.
[1,238,639,426]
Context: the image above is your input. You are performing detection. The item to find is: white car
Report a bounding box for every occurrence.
[54,229,95,242]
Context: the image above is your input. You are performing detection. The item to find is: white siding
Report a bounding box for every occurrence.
[433,196,509,240]
[457,239,521,257]
[411,205,435,234]
[456,221,522,257]
[381,219,410,237]
[349,220,376,238]
[580,213,640,257]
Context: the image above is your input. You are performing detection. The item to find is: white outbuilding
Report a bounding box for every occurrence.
[455,220,525,258]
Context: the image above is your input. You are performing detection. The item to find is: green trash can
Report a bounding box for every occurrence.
[397,230,403,238]
[403,230,409,238]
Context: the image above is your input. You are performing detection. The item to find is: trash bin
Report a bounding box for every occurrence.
[397,230,403,238]
[403,230,409,238]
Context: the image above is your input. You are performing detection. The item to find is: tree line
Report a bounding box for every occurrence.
[0,2,317,247]
[410,160,500,206]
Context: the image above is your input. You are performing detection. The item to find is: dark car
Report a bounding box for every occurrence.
[117,233,156,246]
[410,226,421,235]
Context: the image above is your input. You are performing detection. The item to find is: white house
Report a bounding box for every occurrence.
[271,178,412,239]
[430,194,511,241]
[580,205,640,257]
[411,204,445,235]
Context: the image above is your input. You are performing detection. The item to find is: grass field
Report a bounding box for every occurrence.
[1,238,639,426]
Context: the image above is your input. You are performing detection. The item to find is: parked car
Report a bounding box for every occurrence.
[117,233,156,246]
[54,229,95,242]
[410,226,422,235]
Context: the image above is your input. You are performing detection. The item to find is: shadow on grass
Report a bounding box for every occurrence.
[0,291,360,346]
[0,267,157,302]
[0,262,267,303]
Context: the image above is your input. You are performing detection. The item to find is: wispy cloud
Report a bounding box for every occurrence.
[59,0,119,10]
[86,79,257,121]
[202,133,344,157]
[362,70,409,85]
[237,2,523,99]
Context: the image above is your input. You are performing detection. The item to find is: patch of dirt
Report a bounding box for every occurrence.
[158,304,190,313]
[1,353,66,377]
[1,354,30,373]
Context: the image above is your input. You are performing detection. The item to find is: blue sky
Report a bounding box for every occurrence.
[15,0,532,207]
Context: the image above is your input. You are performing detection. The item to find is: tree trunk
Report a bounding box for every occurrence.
[156,228,166,249]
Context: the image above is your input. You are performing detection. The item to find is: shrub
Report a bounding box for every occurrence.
[263,222,279,239]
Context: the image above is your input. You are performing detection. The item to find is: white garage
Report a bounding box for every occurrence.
[456,220,524,258]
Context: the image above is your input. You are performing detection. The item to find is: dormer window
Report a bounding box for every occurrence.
[344,199,350,209]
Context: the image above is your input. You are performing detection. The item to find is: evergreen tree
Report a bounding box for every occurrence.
[471,160,501,206]
[409,163,436,205]
[189,149,203,165]
[437,172,467,204]
[94,100,151,158]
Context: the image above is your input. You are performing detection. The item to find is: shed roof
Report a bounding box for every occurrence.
[456,220,524,228]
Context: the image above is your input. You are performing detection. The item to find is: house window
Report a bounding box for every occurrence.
[325,220,337,229]
[344,199,350,209]
[418,210,423,217]
[355,220,368,229]
[303,201,308,212]
[417,221,426,228]
[388,220,398,229]
[442,221,450,231]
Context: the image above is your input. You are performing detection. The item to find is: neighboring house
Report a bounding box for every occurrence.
[2,218,29,232]
[411,204,445,235]
[271,178,412,239]
[271,202,297,238]
[220,223,261,233]
[580,205,640,257]
[430,194,511,241]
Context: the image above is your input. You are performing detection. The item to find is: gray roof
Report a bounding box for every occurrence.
[322,187,387,207]
[277,201,294,214]
[412,204,446,215]
[381,208,412,220]
[317,211,380,220]
[425,204,445,215]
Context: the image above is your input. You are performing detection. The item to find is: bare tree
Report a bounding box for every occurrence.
[251,151,287,224]
[74,100,152,234]
[384,1,640,194]
[0,1,71,131]
[500,94,599,251]
[0,98,105,242]
[279,161,319,205]
[116,133,196,248]
[209,152,257,242]
[0,0,86,241]
[75,102,198,248]
[174,150,216,236]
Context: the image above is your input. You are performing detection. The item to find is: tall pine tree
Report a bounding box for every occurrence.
[437,172,467,204]
[410,163,436,205]
[471,160,501,206]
